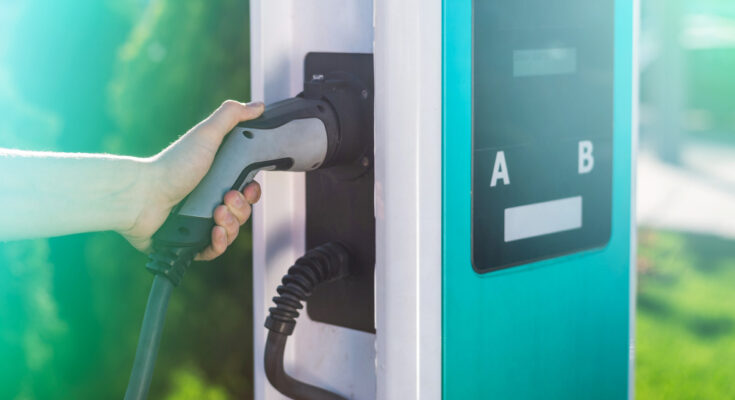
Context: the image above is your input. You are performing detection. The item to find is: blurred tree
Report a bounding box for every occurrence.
[0,0,254,398]
[0,240,65,399]
[104,0,255,398]
[108,0,252,156]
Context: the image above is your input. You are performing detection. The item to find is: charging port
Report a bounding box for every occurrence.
[304,52,375,333]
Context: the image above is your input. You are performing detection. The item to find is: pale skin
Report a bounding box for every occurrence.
[0,100,265,260]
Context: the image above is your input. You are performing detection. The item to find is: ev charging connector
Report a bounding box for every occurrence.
[124,53,373,400]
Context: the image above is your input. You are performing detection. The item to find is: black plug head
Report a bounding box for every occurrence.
[302,67,373,178]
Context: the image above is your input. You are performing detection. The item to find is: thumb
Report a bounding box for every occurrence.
[200,100,265,142]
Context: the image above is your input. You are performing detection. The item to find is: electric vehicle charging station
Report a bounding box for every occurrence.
[244,0,636,399]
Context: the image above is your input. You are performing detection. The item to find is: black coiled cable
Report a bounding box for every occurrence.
[264,242,351,400]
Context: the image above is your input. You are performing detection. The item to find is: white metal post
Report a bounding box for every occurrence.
[250,1,443,398]
[373,0,442,399]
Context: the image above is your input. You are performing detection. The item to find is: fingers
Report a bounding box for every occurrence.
[195,206,236,261]
[242,181,261,204]
[195,226,228,261]
[203,100,265,139]
[223,192,251,225]
[220,204,242,243]
[195,182,261,261]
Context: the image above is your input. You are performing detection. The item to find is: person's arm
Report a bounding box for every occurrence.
[0,100,264,260]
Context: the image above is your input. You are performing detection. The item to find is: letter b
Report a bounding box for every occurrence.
[578,140,594,174]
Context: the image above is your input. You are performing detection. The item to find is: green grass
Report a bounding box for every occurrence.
[636,229,735,399]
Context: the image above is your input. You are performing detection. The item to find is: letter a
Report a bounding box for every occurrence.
[578,140,594,174]
[490,151,510,187]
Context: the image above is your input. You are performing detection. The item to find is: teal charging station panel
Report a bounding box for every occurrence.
[443,0,634,398]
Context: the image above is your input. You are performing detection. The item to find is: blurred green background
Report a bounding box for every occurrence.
[1,0,735,399]
[638,0,735,399]
[0,0,255,398]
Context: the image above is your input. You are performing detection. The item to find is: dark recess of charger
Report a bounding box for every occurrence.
[304,52,375,333]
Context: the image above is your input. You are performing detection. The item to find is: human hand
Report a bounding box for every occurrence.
[121,100,265,260]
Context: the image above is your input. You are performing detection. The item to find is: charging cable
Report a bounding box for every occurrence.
[124,247,196,400]
[264,242,351,400]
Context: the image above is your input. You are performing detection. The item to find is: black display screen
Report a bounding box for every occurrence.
[472,0,615,273]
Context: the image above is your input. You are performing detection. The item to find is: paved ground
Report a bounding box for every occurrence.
[637,143,735,239]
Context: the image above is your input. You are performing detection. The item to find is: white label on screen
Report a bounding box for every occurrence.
[513,48,577,77]
[504,196,583,242]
